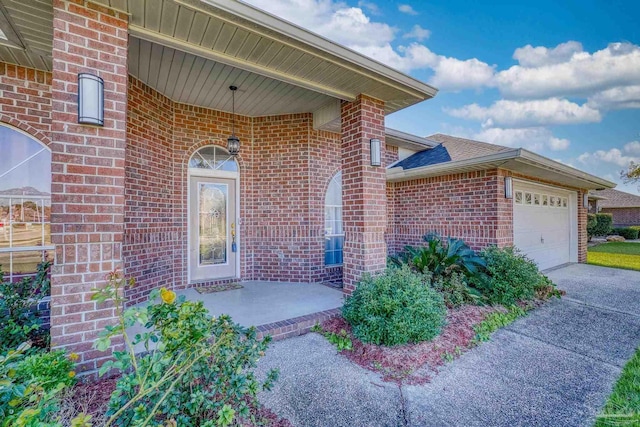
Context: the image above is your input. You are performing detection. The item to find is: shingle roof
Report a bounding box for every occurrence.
[392,144,451,169]
[390,133,512,170]
[591,188,640,208]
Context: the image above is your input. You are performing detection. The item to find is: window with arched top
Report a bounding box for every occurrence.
[189,146,238,172]
[0,124,52,281]
[325,172,343,265]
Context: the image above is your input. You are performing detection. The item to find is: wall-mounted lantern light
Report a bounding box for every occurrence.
[583,193,589,209]
[370,138,381,166]
[77,73,104,126]
[504,176,513,199]
[227,85,240,156]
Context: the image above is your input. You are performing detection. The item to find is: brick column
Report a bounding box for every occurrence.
[577,190,588,263]
[50,0,128,372]
[341,95,387,294]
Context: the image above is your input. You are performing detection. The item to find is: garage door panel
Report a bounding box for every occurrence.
[513,182,573,270]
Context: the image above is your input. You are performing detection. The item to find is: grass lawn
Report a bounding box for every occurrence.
[594,346,640,426]
[587,242,640,271]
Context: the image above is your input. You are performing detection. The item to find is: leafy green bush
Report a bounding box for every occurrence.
[92,271,278,427]
[432,272,482,308]
[390,233,486,281]
[0,343,78,427]
[587,213,598,241]
[476,246,553,305]
[14,350,76,392]
[0,260,51,354]
[592,213,613,237]
[342,266,447,346]
[612,227,640,240]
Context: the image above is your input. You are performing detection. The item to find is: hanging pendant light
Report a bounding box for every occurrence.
[227,85,240,156]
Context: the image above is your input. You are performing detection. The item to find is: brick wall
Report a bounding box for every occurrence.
[124,77,178,304]
[388,169,505,254]
[601,207,640,227]
[49,0,129,373]
[0,63,51,144]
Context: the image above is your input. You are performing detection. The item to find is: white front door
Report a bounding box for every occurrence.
[189,176,237,281]
[513,181,575,270]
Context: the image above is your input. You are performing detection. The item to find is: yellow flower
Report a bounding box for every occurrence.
[68,371,76,378]
[69,352,79,362]
[160,287,176,304]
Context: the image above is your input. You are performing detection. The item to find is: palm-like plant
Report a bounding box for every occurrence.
[392,233,486,280]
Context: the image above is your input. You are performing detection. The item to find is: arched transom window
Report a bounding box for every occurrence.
[189,146,238,172]
[325,172,343,265]
[0,124,52,281]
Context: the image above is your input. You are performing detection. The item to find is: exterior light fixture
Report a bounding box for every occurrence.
[504,176,513,199]
[370,138,381,166]
[77,73,104,126]
[227,85,240,156]
[583,193,589,209]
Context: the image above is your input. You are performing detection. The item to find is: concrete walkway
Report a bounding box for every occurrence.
[257,264,640,426]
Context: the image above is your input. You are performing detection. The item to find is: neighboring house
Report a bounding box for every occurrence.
[0,0,614,370]
[589,188,640,226]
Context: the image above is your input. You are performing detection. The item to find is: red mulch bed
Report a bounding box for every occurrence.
[320,305,503,384]
[64,377,291,427]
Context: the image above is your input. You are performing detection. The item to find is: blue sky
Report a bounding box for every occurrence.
[244,0,640,194]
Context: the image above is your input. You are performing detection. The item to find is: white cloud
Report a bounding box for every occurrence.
[496,42,640,99]
[357,0,380,15]
[398,4,418,15]
[578,147,639,168]
[513,41,584,68]
[624,141,640,155]
[446,98,601,127]
[429,56,495,91]
[403,24,431,41]
[474,127,571,152]
[587,85,640,110]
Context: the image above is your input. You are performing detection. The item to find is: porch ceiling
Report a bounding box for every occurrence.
[0,0,437,117]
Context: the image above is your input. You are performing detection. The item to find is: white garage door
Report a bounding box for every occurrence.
[513,181,575,270]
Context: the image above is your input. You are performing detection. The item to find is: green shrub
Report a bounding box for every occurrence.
[390,233,486,281]
[592,213,613,237]
[587,213,598,241]
[476,246,552,305]
[0,260,51,354]
[342,266,447,346]
[14,350,76,392]
[432,272,482,308]
[612,227,640,240]
[92,271,278,427]
[0,343,73,427]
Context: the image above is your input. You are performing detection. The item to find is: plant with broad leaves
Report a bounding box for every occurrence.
[91,270,278,427]
[390,233,486,281]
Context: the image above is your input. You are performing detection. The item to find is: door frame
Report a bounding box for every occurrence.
[512,178,578,266]
[187,168,240,283]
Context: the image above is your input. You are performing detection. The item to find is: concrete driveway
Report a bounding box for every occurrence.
[257,264,640,427]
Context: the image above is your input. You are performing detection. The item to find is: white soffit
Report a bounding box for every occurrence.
[94,0,437,114]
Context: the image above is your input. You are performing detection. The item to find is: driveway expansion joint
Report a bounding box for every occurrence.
[503,326,625,370]
[561,296,640,319]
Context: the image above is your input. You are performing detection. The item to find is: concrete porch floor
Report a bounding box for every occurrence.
[177,281,344,327]
[128,281,344,350]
